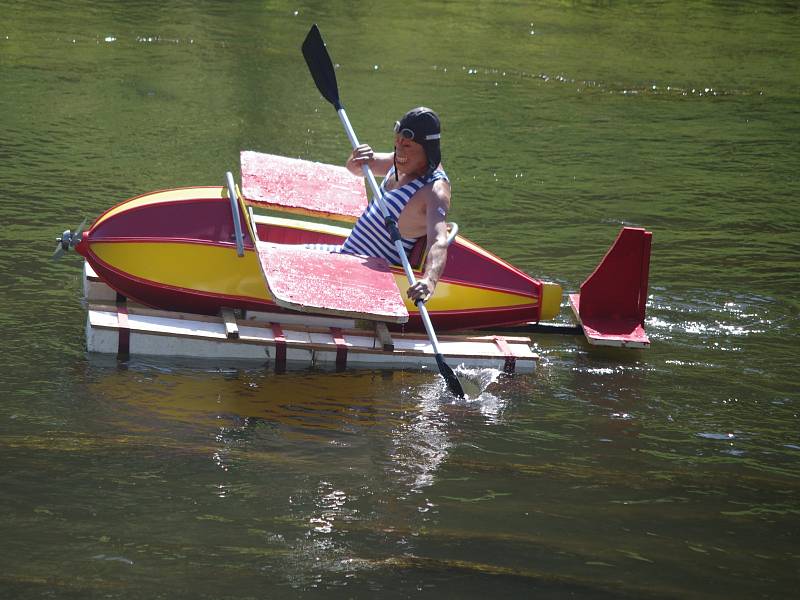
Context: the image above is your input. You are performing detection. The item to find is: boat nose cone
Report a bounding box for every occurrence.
[75,234,89,257]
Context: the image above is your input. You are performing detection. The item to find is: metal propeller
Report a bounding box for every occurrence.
[51,218,87,260]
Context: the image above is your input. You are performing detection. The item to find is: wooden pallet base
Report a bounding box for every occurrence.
[83,263,536,373]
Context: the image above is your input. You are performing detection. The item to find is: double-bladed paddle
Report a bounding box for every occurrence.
[301,24,465,398]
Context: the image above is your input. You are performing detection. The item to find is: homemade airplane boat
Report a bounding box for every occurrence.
[55,151,652,373]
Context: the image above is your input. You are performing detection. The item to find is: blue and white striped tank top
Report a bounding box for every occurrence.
[340,166,449,265]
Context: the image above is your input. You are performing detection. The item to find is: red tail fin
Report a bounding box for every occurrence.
[569,227,652,348]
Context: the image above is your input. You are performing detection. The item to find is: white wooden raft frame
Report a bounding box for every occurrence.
[82,263,537,373]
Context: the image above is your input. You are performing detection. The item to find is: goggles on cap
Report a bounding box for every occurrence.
[393,121,441,141]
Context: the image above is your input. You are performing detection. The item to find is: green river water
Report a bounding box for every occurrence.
[1,1,798,598]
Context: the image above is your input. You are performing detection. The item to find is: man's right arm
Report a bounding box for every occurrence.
[346,144,394,177]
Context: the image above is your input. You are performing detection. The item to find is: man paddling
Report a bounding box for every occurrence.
[342,107,452,303]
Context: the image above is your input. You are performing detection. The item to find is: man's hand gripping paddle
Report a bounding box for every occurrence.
[301,24,465,398]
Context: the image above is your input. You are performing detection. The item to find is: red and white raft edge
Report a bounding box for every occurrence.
[569,227,652,349]
[83,262,536,373]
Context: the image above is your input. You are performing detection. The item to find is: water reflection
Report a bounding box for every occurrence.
[84,359,512,501]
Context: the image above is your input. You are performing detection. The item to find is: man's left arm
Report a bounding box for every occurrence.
[406,180,451,303]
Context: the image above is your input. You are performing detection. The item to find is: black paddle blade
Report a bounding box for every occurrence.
[436,353,465,398]
[302,24,342,110]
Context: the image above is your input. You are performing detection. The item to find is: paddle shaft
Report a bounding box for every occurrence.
[336,108,448,357]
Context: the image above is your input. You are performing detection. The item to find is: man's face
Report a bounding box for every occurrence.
[394,134,427,173]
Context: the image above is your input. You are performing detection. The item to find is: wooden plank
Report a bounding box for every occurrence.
[375,322,394,351]
[220,307,239,339]
[243,309,356,330]
[83,262,118,303]
[257,242,408,323]
[88,302,356,333]
[240,151,367,221]
[89,302,535,349]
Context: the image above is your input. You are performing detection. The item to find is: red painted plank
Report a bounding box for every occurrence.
[241,151,368,221]
[257,243,408,323]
